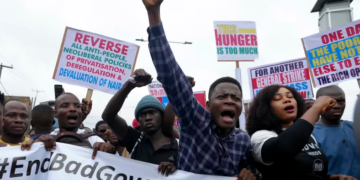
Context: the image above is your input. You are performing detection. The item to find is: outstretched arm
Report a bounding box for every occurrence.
[101,82,133,141]
[162,76,195,138]
[143,0,208,130]
[162,105,181,139]
[162,103,176,137]
[102,69,152,141]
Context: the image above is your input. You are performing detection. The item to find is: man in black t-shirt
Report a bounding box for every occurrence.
[94,120,109,142]
[102,69,178,177]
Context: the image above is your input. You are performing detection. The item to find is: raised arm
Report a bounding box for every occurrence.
[102,69,153,140]
[162,103,180,139]
[162,103,176,137]
[143,0,208,129]
[162,76,195,137]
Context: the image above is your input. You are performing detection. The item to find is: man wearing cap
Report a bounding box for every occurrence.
[102,69,178,176]
[133,118,180,139]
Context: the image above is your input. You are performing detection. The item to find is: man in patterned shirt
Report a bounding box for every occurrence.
[141,0,257,178]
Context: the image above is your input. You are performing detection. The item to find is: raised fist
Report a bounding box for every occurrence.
[129,69,153,88]
[313,96,336,115]
[142,0,163,10]
[186,76,195,87]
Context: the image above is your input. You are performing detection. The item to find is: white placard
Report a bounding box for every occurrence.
[148,81,166,97]
[214,21,259,61]
[248,58,314,99]
[53,27,139,94]
[302,19,360,87]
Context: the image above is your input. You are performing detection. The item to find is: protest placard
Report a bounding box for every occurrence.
[214,21,258,61]
[53,27,139,94]
[0,143,234,180]
[248,58,314,99]
[156,91,206,134]
[148,82,206,133]
[302,19,360,87]
[148,81,166,97]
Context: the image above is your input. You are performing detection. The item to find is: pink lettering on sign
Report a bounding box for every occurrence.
[214,30,257,46]
[149,89,166,96]
[321,30,345,44]
[74,32,129,55]
[346,24,360,37]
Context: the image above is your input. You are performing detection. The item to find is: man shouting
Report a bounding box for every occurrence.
[141,0,256,179]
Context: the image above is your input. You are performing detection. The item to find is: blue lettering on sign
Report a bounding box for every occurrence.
[285,82,308,91]
[161,97,169,108]
[255,89,262,95]
[107,80,122,90]
[255,81,309,95]
[58,68,98,85]
[307,34,360,68]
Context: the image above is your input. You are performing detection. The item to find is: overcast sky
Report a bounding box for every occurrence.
[0,0,359,129]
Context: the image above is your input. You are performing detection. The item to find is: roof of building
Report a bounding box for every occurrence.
[311,0,353,13]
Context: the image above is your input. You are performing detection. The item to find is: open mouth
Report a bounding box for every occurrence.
[284,105,295,113]
[221,110,235,122]
[67,114,78,123]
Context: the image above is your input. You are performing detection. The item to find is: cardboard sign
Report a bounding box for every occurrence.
[214,21,258,61]
[148,81,166,97]
[302,19,360,87]
[155,92,206,134]
[53,27,140,94]
[248,58,314,99]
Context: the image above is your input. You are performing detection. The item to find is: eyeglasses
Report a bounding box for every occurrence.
[98,129,107,133]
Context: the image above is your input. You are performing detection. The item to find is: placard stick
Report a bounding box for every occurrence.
[85,89,93,114]
[236,61,240,68]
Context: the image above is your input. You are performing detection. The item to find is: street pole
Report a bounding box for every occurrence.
[0,63,13,79]
[136,39,192,45]
[32,89,44,107]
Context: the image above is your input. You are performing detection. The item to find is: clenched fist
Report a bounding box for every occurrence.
[142,0,163,10]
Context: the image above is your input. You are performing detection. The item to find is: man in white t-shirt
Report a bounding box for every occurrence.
[50,127,104,146]
[52,93,107,147]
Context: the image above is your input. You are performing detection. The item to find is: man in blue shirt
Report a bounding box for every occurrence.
[313,85,360,179]
[53,117,59,129]
[30,105,55,140]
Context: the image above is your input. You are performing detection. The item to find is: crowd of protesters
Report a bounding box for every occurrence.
[0,0,360,180]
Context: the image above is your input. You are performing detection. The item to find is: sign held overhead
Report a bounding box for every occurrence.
[302,19,360,88]
[248,58,314,99]
[214,21,258,61]
[53,27,140,94]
